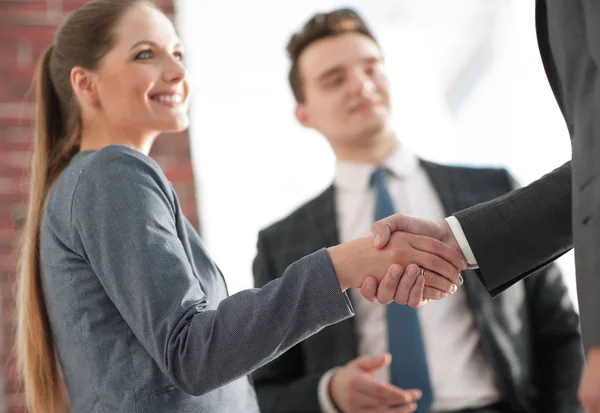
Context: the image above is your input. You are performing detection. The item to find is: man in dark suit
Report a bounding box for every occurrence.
[252,9,583,413]
[372,1,600,409]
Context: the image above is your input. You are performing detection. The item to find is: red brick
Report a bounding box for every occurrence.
[5,372,21,397]
[2,321,15,344]
[163,164,195,183]
[2,282,16,305]
[0,151,32,170]
[0,26,56,53]
[0,219,16,233]
[7,391,26,413]
[151,132,192,156]
[0,141,33,153]
[61,0,104,12]
[0,251,18,273]
[0,2,48,13]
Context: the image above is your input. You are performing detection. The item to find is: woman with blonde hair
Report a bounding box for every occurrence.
[15,1,464,412]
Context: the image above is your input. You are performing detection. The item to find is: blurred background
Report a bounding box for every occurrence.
[0,0,572,411]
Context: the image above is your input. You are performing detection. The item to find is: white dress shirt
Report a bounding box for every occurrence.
[445,216,478,267]
[318,145,501,412]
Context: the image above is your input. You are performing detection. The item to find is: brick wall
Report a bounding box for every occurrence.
[0,1,198,412]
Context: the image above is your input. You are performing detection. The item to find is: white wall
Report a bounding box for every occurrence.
[177,0,576,307]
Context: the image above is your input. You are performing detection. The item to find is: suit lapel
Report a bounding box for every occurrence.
[420,160,492,308]
[420,160,462,215]
[310,185,340,248]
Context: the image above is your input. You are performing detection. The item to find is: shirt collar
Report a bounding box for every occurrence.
[334,143,420,192]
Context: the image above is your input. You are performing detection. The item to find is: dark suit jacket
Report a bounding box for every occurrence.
[453,0,599,350]
[252,162,584,413]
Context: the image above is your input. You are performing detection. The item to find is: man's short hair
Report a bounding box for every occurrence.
[286,8,379,103]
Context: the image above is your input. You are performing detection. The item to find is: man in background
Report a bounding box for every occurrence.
[252,8,583,413]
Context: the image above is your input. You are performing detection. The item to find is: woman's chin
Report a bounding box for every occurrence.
[159,116,190,133]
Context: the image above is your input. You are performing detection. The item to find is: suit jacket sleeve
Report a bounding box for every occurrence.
[251,231,326,413]
[524,264,584,413]
[71,149,353,397]
[454,161,573,296]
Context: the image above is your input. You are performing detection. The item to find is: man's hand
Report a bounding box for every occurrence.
[579,347,600,412]
[372,213,462,256]
[330,354,420,413]
[360,264,454,307]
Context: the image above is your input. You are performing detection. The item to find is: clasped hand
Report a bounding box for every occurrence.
[328,215,466,308]
[365,213,465,307]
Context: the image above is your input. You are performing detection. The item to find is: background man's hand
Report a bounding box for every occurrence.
[330,354,421,413]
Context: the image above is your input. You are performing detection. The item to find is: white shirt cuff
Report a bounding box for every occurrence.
[445,216,478,268]
[318,368,342,413]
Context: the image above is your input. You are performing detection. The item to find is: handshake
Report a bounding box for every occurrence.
[327,212,466,308]
[324,213,467,412]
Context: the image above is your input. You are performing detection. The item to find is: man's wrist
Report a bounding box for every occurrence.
[318,368,342,413]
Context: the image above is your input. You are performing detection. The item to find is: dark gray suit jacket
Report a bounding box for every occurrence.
[253,162,583,413]
[452,0,599,350]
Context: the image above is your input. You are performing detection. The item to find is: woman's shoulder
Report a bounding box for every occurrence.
[73,145,166,186]
[70,144,172,205]
[45,145,173,238]
[84,144,161,173]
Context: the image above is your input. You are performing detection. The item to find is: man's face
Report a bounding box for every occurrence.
[295,32,391,146]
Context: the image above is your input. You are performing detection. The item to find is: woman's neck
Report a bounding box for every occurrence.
[79,122,157,155]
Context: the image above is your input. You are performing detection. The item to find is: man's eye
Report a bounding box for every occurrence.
[330,77,344,87]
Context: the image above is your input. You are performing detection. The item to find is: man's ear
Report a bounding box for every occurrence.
[295,103,313,128]
[70,66,99,108]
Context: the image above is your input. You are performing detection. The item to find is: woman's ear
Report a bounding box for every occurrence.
[71,66,100,108]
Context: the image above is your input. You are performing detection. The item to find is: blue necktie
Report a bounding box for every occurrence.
[370,167,434,413]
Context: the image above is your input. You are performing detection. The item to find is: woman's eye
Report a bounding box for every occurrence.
[135,50,153,60]
[174,51,184,61]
